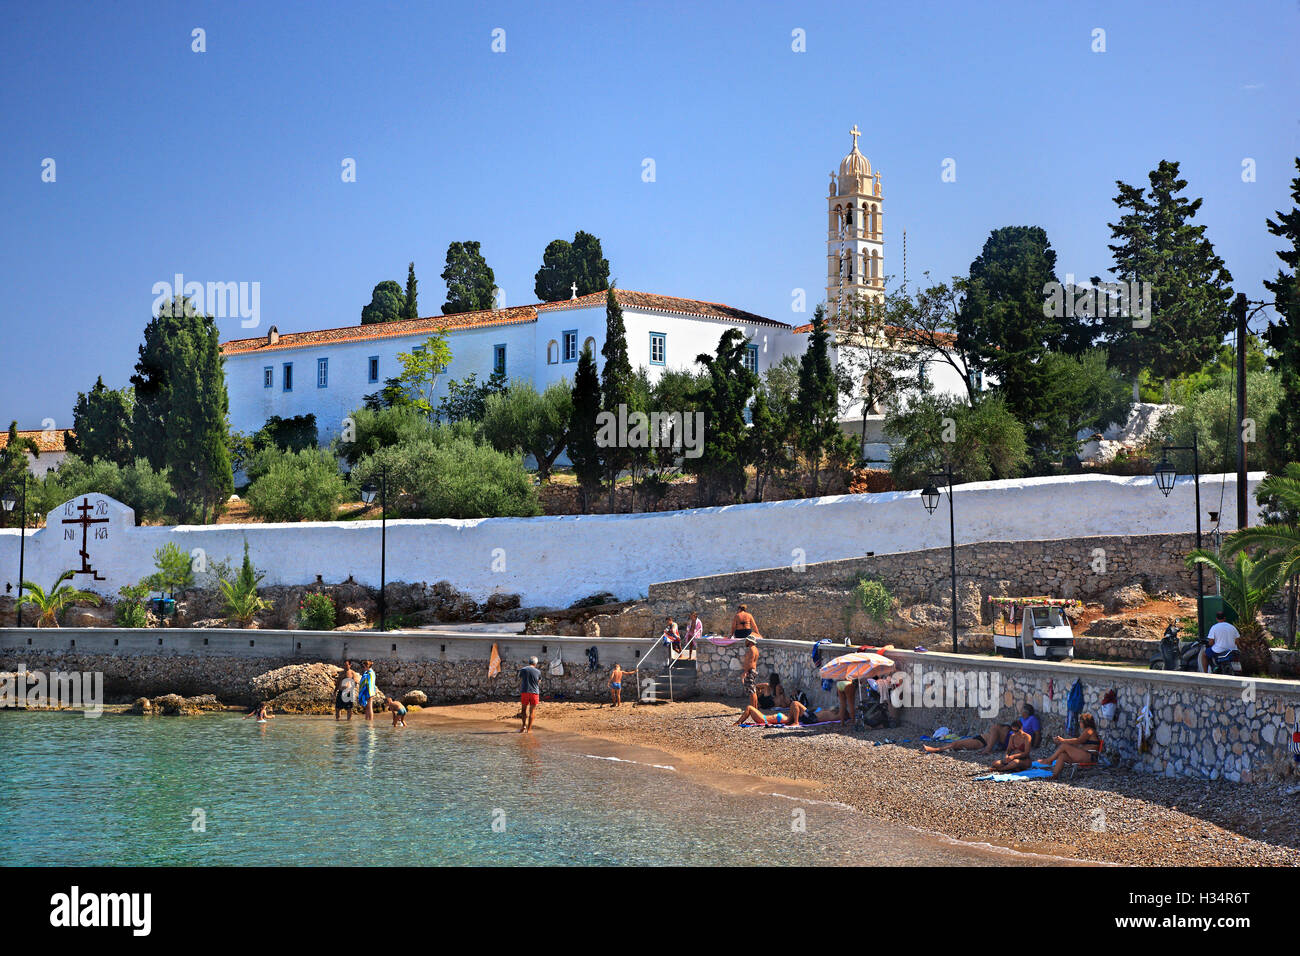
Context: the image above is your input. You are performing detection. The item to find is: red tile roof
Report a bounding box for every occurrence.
[538,289,790,328]
[0,429,71,453]
[220,305,540,356]
[220,290,788,355]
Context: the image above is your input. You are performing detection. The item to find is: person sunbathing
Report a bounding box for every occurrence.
[989,719,1034,772]
[734,699,808,727]
[1034,713,1101,778]
[923,704,1039,754]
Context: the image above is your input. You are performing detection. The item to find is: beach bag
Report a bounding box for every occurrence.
[1098,688,1117,722]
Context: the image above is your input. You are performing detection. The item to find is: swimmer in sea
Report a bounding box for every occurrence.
[243,702,274,722]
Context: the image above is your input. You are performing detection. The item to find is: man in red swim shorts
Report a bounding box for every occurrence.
[519,656,542,733]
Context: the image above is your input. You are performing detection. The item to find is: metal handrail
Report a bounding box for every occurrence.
[632,629,699,703]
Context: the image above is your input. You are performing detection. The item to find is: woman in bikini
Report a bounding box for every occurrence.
[1035,712,1101,777]
[734,699,808,727]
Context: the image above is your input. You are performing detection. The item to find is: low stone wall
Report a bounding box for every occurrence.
[696,638,1300,783]
[0,629,654,707]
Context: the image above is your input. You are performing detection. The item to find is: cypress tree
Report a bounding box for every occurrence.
[1264,158,1300,471]
[403,262,419,319]
[568,346,603,512]
[599,287,634,509]
[686,329,758,505]
[794,306,847,495]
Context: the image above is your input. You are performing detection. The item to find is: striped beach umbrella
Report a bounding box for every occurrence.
[818,651,895,682]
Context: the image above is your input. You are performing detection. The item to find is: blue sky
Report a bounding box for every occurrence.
[1,0,1296,429]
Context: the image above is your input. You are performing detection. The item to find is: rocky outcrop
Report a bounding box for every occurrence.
[129,693,224,715]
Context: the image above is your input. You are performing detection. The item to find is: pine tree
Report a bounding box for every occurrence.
[129,297,233,523]
[441,241,496,314]
[1264,158,1300,472]
[568,346,603,512]
[1102,160,1234,393]
[0,421,38,528]
[67,377,134,466]
[599,287,634,509]
[403,262,419,319]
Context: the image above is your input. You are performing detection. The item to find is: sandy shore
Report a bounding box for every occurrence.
[411,698,1300,866]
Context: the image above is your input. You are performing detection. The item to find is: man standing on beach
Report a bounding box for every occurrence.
[519,656,542,733]
[335,660,358,721]
[740,635,759,711]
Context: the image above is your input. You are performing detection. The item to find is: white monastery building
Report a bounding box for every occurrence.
[220,130,971,458]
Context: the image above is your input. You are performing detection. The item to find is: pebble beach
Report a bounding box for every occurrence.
[420,698,1300,866]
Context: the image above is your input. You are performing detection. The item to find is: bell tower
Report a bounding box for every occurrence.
[826,125,884,321]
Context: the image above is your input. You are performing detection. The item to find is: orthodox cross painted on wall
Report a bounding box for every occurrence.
[62,496,108,581]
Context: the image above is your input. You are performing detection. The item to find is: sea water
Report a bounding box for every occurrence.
[0,711,1064,866]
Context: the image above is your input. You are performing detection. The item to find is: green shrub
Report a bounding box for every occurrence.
[297,592,337,630]
[351,436,541,519]
[336,405,438,466]
[245,448,346,521]
[114,582,151,628]
[843,576,893,629]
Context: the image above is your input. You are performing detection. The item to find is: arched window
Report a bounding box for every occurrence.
[583,336,596,355]
[547,340,559,364]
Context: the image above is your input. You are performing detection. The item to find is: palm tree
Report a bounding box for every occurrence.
[1220,464,1300,646]
[1184,550,1280,675]
[18,570,102,627]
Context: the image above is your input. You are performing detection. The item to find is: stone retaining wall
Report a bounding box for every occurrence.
[695,638,1300,783]
[0,629,654,707]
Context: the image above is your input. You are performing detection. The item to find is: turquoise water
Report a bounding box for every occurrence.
[0,711,1057,866]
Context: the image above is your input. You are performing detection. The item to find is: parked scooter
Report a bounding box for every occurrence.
[1149,623,1242,675]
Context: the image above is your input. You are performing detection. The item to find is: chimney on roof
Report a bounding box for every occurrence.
[267,326,279,345]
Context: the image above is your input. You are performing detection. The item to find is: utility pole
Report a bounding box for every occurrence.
[1233,293,1248,530]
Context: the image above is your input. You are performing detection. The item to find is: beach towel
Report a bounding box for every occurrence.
[1065,679,1083,735]
[974,767,1054,782]
[488,643,501,679]
[585,646,599,672]
[1136,691,1153,753]
[812,639,832,665]
[1290,718,1300,764]
[549,649,564,677]
[707,636,743,646]
[357,668,376,708]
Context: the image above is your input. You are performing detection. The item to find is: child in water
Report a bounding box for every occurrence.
[387,698,407,727]
[243,702,274,723]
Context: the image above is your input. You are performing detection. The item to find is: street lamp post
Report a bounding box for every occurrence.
[2,477,28,628]
[360,472,388,633]
[920,464,959,653]
[1154,432,1204,642]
